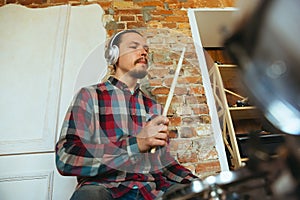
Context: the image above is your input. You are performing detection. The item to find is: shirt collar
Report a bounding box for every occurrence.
[108,76,140,93]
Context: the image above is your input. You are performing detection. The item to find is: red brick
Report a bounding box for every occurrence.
[185,96,207,104]
[173,10,187,16]
[192,104,210,115]
[179,2,195,9]
[204,149,219,160]
[164,0,179,3]
[164,77,180,87]
[197,96,207,104]
[169,116,181,126]
[151,9,173,16]
[136,15,144,22]
[115,9,142,15]
[177,152,198,163]
[169,140,179,152]
[168,129,178,138]
[195,161,221,174]
[178,23,191,31]
[185,76,202,84]
[169,139,193,152]
[113,1,134,9]
[182,115,194,123]
[155,95,167,105]
[151,15,165,21]
[174,86,188,95]
[5,0,17,4]
[190,85,205,95]
[136,1,164,7]
[120,15,135,22]
[157,96,183,109]
[179,127,196,138]
[19,0,46,5]
[165,16,189,23]
[148,79,163,87]
[162,22,177,29]
[185,96,198,104]
[127,21,146,29]
[176,104,192,116]
[117,23,126,30]
[167,3,181,10]
[151,87,170,95]
[168,96,184,105]
[148,68,169,78]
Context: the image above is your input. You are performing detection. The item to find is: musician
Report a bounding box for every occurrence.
[55,29,198,200]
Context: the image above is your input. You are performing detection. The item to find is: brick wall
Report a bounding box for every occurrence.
[1,0,237,178]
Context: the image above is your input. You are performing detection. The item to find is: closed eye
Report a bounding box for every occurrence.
[129,45,138,49]
[129,42,149,53]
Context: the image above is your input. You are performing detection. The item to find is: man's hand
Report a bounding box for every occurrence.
[136,116,169,153]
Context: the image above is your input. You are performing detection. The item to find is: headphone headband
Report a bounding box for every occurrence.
[109,30,125,49]
[105,30,127,66]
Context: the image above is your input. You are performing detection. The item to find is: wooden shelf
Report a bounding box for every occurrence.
[209,63,264,169]
[229,106,261,120]
[209,59,284,170]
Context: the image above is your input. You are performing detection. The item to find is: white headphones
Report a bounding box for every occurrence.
[105,30,125,66]
[105,30,143,66]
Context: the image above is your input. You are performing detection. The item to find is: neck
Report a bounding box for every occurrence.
[115,71,138,91]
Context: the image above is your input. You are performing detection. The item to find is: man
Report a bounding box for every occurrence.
[56,29,198,200]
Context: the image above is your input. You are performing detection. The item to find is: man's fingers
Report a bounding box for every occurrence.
[154,132,168,141]
[158,124,168,132]
[151,115,169,125]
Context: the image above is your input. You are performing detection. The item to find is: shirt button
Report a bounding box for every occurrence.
[132,185,139,189]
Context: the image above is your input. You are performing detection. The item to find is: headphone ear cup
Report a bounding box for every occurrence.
[110,45,119,65]
[105,44,119,65]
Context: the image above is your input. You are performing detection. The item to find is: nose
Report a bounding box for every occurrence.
[140,48,148,58]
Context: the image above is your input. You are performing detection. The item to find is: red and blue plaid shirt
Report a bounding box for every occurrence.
[56,76,197,199]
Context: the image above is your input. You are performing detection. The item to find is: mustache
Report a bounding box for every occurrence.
[134,57,148,65]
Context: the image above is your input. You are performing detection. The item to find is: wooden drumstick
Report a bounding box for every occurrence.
[150,47,186,153]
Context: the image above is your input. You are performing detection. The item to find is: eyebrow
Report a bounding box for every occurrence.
[129,41,149,49]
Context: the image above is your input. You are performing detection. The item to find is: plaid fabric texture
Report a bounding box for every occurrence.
[56,76,197,199]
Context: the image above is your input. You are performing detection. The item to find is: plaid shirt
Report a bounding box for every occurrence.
[56,76,197,199]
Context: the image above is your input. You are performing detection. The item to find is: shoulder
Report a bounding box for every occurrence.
[79,81,112,95]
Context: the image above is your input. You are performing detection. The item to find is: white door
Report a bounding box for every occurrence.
[0,4,107,200]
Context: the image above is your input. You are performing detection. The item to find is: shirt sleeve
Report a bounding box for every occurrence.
[55,87,141,177]
[161,146,199,184]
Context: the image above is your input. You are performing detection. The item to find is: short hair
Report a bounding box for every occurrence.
[109,29,143,49]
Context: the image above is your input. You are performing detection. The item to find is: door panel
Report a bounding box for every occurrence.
[0,154,54,200]
[0,4,106,199]
[0,4,69,155]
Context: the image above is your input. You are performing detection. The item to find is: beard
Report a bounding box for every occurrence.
[128,66,148,79]
[128,58,148,79]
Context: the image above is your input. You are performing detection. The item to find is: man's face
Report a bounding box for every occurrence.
[116,32,149,79]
